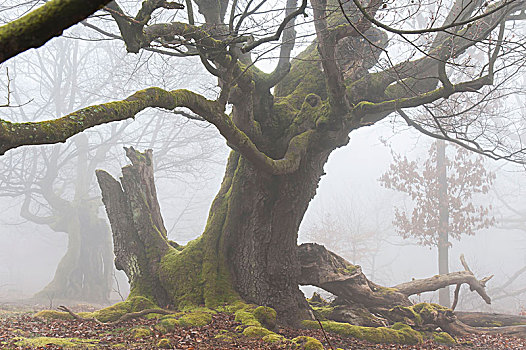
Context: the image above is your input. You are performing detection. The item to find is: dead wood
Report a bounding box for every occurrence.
[297,243,505,336]
[96,147,172,306]
[393,254,493,304]
[456,311,526,327]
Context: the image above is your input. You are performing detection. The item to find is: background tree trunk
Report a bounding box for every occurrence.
[437,140,450,306]
[34,208,113,303]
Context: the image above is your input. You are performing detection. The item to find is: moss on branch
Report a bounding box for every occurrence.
[0,0,110,63]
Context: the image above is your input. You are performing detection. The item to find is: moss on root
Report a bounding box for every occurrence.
[253,306,277,329]
[302,320,423,345]
[157,338,172,348]
[91,296,157,322]
[175,311,213,327]
[242,326,273,338]
[389,302,451,326]
[433,331,456,345]
[292,336,324,350]
[33,297,156,323]
[14,336,99,348]
[130,327,152,339]
[262,333,285,344]
[235,310,261,327]
[311,306,335,321]
[34,310,74,320]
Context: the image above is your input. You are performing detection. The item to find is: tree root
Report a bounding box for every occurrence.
[297,243,526,337]
[57,305,174,326]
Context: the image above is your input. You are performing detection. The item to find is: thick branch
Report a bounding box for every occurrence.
[394,255,493,304]
[363,0,517,101]
[0,0,110,63]
[353,75,493,120]
[0,87,313,175]
[299,243,493,310]
[298,243,411,307]
[311,0,350,116]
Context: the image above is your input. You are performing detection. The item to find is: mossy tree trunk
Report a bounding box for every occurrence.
[98,127,348,325]
[92,0,512,327]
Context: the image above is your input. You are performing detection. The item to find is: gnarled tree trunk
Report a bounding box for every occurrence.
[97,143,344,325]
[97,147,508,334]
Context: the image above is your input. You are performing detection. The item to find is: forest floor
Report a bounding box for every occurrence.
[0,303,525,349]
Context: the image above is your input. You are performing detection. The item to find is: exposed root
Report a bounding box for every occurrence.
[57,305,174,326]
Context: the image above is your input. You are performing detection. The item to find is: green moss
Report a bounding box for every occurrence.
[302,320,423,344]
[242,326,273,338]
[275,43,327,109]
[91,296,156,322]
[14,336,99,348]
[262,333,284,343]
[175,311,212,327]
[234,310,261,327]
[214,330,239,341]
[157,318,178,333]
[391,322,424,344]
[433,331,456,345]
[157,338,172,348]
[131,327,151,339]
[220,300,251,313]
[253,306,277,329]
[389,303,450,326]
[292,336,324,350]
[307,292,328,306]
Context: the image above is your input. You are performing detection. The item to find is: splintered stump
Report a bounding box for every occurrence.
[96,147,172,306]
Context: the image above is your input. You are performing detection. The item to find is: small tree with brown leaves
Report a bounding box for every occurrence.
[380,140,496,306]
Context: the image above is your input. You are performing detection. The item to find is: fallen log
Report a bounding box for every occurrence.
[456,311,526,327]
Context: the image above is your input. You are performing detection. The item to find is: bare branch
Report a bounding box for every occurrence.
[240,0,307,53]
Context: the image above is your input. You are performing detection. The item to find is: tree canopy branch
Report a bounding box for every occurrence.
[0,0,111,64]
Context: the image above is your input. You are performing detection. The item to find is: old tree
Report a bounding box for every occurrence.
[2,0,526,337]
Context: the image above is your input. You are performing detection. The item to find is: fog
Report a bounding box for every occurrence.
[1,3,526,318]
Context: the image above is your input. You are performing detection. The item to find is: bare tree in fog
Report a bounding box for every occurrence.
[380,141,496,306]
[0,36,220,303]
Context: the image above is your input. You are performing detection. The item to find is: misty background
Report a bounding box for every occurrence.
[0,18,525,314]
